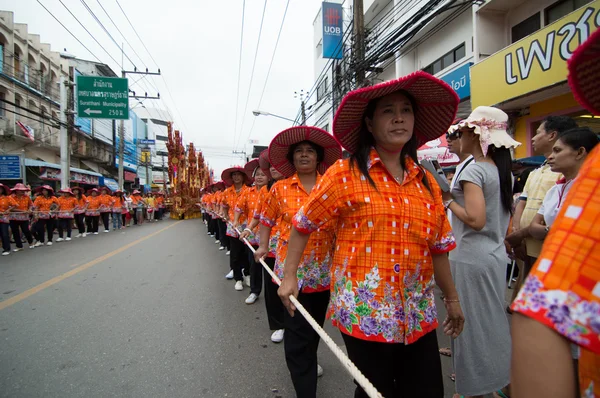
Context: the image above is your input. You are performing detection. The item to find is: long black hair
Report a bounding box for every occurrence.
[488,145,514,214]
[349,90,430,193]
[557,127,599,153]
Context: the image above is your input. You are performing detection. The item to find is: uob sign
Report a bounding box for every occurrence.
[322,2,343,59]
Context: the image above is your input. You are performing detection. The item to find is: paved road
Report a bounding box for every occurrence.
[0,218,466,397]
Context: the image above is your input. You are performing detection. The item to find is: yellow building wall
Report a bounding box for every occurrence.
[513,93,580,158]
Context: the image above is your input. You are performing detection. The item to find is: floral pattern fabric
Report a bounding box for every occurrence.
[292,149,455,344]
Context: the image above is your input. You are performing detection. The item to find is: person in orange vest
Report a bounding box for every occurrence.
[56,188,78,242]
[0,183,17,255]
[98,187,113,233]
[85,188,101,235]
[9,183,34,251]
[32,185,59,246]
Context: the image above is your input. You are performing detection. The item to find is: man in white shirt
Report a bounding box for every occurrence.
[446,129,474,227]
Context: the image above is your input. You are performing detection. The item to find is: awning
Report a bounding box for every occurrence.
[100,177,119,191]
[24,159,102,177]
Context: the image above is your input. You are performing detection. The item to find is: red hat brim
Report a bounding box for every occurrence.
[244,159,260,178]
[333,71,459,153]
[268,126,342,178]
[35,185,55,194]
[568,28,600,116]
[221,167,250,187]
[258,149,272,179]
[58,188,74,195]
[10,183,30,192]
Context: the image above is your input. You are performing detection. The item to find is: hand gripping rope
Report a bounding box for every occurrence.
[221,220,383,398]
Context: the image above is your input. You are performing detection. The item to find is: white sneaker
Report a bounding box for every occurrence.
[219,246,225,251]
[65,237,72,241]
[271,329,284,343]
[2,251,9,256]
[29,244,35,249]
[234,281,243,291]
[225,270,234,280]
[244,275,251,287]
[13,248,23,252]
[245,293,258,304]
[34,241,43,247]
[215,240,220,244]
[46,242,53,246]
[82,233,87,238]
[104,230,109,233]
[94,232,99,235]
[56,238,64,242]
[75,234,82,238]
[317,364,324,378]
[226,251,230,256]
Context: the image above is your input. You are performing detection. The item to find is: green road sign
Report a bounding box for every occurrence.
[76,76,129,120]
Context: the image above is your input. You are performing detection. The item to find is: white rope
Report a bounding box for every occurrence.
[217,218,383,398]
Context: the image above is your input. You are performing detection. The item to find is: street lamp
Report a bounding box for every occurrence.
[252,110,296,123]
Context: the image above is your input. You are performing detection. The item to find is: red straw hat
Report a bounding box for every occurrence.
[244,159,260,178]
[0,183,10,195]
[35,185,55,194]
[132,189,141,195]
[11,183,30,192]
[258,149,272,179]
[113,189,124,195]
[87,188,99,195]
[333,71,459,153]
[568,28,600,115]
[71,186,85,193]
[221,166,250,187]
[100,186,111,193]
[213,181,225,190]
[268,126,342,178]
[58,187,74,195]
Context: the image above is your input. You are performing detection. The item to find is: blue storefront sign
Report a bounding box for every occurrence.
[100,177,119,192]
[138,139,155,145]
[440,63,472,101]
[0,155,22,180]
[322,2,343,59]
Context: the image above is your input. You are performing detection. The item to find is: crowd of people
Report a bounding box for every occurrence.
[0,184,167,255]
[199,30,599,398]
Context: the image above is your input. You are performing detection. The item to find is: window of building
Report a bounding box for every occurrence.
[545,0,591,25]
[511,13,541,43]
[316,77,328,102]
[422,43,466,75]
[0,91,5,117]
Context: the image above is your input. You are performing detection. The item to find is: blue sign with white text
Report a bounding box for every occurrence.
[322,2,343,59]
[0,155,21,179]
[440,63,472,101]
[138,139,155,145]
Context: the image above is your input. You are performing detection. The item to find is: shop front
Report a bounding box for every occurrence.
[439,61,472,119]
[124,171,137,192]
[470,1,600,158]
[23,159,102,191]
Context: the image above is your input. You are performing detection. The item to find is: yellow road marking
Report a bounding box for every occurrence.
[0,221,183,311]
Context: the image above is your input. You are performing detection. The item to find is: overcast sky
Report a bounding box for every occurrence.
[2,0,329,179]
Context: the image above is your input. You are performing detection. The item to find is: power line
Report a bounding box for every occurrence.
[115,0,160,69]
[36,0,103,63]
[234,0,269,152]
[233,0,246,156]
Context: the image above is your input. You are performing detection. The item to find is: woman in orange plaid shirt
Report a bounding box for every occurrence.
[56,188,78,242]
[0,183,17,255]
[98,187,113,233]
[32,185,59,247]
[9,183,34,251]
[255,126,342,398]
[72,187,88,238]
[280,72,465,398]
[85,188,101,235]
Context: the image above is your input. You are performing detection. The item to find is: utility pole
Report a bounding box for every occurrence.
[294,90,307,125]
[59,75,70,189]
[353,0,365,87]
[117,68,161,190]
[161,155,167,193]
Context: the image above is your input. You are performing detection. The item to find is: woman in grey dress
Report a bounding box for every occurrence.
[443,106,520,398]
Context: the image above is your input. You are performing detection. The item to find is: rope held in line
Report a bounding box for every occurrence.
[216,218,383,398]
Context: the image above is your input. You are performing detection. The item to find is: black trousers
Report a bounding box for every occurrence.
[35,218,55,243]
[101,212,110,231]
[247,246,263,295]
[263,256,284,331]
[218,220,229,249]
[0,222,10,252]
[342,330,443,398]
[10,220,33,248]
[230,237,247,281]
[86,215,99,233]
[57,218,73,238]
[284,290,330,398]
[74,214,86,234]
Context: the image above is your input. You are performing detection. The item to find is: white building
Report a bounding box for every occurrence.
[134,106,173,188]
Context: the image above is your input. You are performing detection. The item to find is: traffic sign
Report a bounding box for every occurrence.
[0,155,22,179]
[138,139,156,145]
[76,76,129,120]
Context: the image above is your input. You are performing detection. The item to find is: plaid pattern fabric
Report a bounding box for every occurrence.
[222,186,249,237]
[74,195,87,215]
[293,149,456,344]
[0,196,17,223]
[260,173,335,293]
[254,185,280,258]
[85,196,102,212]
[33,196,58,212]
[512,145,600,357]
[10,195,33,220]
[235,186,261,246]
[579,348,600,398]
[57,197,78,212]
[99,194,113,212]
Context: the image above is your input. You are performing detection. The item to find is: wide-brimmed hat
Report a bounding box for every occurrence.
[258,149,272,179]
[568,28,600,115]
[11,183,30,192]
[100,186,111,193]
[268,126,342,178]
[87,188,99,195]
[0,183,10,195]
[450,106,520,155]
[132,189,141,195]
[113,190,124,195]
[244,159,260,178]
[221,166,250,187]
[212,181,225,190]
[35,185,55,194]
[333,71,459,153]
[71,186,85,193]
[58,188,74,195]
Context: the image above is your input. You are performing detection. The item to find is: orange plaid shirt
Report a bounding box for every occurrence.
[74,195,88,214]
[235,186,261,246]
[261,173,335,293]
[512,145,600,396]
[254,185,280,258]
[86,196,102,213]
[98,193,113,212]
[0,196,17,223]
[10,195,33,221]
[57,196,78,211]
[33,196,58,212]
[222,185,249,237]
[293,149,456,343]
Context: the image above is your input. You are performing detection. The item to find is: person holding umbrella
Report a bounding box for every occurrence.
[0,183,17,255]
[9,183,35,251]
[72,187,88,238]
[32,185,59,246]
[56,188,77,242]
